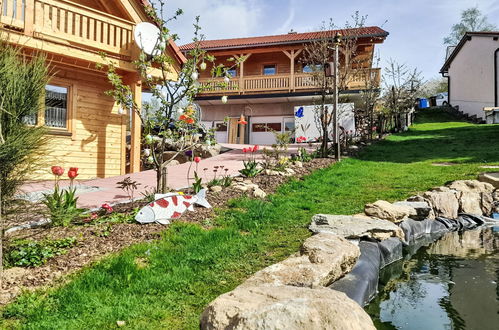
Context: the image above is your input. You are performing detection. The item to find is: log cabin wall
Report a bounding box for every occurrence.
[31,64,126,180]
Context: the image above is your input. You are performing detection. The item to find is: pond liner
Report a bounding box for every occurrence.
[329,214,497,307]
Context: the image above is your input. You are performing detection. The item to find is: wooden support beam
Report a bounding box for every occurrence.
[130,78,142,173]
[24,0,35,36]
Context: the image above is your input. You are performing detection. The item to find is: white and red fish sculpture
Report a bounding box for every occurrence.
[135,189,211,225]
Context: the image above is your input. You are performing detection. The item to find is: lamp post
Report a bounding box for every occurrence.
[333,33,341,161]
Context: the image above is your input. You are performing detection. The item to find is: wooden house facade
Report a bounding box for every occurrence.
[180,27,388,145]
[0,0,184,179]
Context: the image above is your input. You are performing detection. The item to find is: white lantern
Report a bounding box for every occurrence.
[221,96,228,104]
[143,148,151,157]
[200,62,207,71]
[224,76,230,83]
[191,71,199,81]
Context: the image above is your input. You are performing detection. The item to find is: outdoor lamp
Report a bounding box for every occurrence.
[239,114,246,123]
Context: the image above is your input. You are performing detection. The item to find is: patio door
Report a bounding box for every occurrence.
[228,118,240,144]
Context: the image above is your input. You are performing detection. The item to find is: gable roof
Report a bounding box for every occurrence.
[440,31,499,73]
[179,26,388,52]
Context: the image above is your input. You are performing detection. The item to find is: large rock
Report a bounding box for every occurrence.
[310,214,405,241]
[448,180,495,216]
[448,180,494,195]
[240,233,359,288]
[394,200,433,220]
[200,286,376,330]
[365,200,417,223]
[458,191,483,215]
[478,172,499,189]
[423,188,460,219]
[194,143,222,158]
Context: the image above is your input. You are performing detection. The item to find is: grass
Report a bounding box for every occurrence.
[2,109,498,329]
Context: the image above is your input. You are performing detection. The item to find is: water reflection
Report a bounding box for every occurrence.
[366,226,499,330]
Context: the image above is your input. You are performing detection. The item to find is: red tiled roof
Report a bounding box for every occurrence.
[180,26,388,51]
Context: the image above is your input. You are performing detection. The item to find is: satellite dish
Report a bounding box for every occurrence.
[134,22,165,56]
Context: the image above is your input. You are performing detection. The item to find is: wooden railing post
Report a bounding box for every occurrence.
[24,0,35,36]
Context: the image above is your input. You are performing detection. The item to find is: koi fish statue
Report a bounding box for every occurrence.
[135,189,211,225]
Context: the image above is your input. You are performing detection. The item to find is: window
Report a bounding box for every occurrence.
[45,85,69,129]
[263,65,276,75]
[215,122,228,132]
[302,64,322,73]
[226,68,237,78]
[251,122,282,132]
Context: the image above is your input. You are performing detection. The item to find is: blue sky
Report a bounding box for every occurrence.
[161,0,499,80]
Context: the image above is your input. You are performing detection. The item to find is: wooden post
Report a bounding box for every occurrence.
[239,54,244,94]
[24,0,35,36]
[290,50,295,91]
[130,79,142,173]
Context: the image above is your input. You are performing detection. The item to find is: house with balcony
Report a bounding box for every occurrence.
[180,27,388,145]
[0,0,185,179]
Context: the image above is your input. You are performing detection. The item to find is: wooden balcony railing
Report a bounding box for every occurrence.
[198,68,381,96]
[1,0,134,57]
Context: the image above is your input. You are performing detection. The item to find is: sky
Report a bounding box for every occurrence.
[156,0,499,81]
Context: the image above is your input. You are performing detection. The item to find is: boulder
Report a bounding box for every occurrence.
[200,286,375,330]
[194,143,222,159]
[458,191,483,215]
[163,151,188,164]
[393,201,433,220]
[478,172,499,189]
[448,180,494,195]
[310,214,405,241]
[210,186,223,193]
[253,188,267,199]
[364,200,416,223]
[423,189,460,219]
[240,233,359,288]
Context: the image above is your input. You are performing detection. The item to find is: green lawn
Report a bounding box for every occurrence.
[2,109,498,329]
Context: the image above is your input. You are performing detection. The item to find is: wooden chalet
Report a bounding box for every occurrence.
[180,27,388,145]
[0,0,185,179]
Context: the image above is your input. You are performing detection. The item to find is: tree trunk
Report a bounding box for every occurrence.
[157,166,169,194]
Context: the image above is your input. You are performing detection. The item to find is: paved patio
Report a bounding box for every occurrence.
[20,143,316,210]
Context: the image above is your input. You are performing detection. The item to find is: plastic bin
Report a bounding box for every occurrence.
[418,98,429,109]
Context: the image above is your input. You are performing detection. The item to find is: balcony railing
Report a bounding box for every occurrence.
[1,0,134,57]
[198,68,381,96]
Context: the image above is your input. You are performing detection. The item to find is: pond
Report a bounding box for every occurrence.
[365,226,499,330]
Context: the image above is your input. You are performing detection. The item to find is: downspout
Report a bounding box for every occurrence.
[495,48,499,107]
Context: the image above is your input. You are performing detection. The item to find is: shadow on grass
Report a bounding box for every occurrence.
[358,111,499,164]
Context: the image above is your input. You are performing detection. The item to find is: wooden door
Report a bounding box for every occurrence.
[228,118,239,144]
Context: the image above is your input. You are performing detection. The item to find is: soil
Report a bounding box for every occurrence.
[0,158,334,305]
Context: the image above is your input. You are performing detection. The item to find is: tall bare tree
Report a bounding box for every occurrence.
[301,13,372,158]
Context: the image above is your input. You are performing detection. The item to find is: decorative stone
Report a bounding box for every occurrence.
[310,214,405,241]
[264,169,280,176]
[253,188,267,199]
[478,172,499,189]
[243,179,253,184]
[294,161,303,168]
[458,191,483,215]
[364,200,417,223]
[240,233,359,289]
[116,321,126,327]
[245,184,259,191]
[234,185,249,192]
[285,168,295,175]
[200,286,375,330]
[234,177,244,182]
[210,186,223,193]
[423,189,460,219]
[393,201,433,220]
[448,180,494,195]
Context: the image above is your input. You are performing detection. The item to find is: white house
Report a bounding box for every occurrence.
[440,31,499,121]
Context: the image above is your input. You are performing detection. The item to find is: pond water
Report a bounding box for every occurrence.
[366,226,499,330]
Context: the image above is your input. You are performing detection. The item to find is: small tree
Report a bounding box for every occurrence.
[102,1,242,193]
[381,60,424,132]
[357,52,382,140]
[0,42,49,287]
[301,13,372,158]
[444,7,497,45]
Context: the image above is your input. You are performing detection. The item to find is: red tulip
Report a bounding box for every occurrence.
[252,145,259,152]
[194,156,201,163]
[101,203,113,213]
[68,170,78,179]
[51,166,64,176]
[242,148,248,153]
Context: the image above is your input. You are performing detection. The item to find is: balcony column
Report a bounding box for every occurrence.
[24,0,35,36]
[283,49,302,92]
[235,53,251,94]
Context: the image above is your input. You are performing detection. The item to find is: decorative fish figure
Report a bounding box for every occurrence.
[295,107,304,118]
[135,189,211,225]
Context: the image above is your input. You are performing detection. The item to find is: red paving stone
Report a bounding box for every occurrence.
[20,143,317,209]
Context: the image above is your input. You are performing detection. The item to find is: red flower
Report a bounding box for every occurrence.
[252,145,259,152]
[194,156,201,163]
[186,118,195,124]
[51,166,64,176]
[101,203,113,213]
[372,126,377,131]
[242,148,248,153]
[296,136,306,143]
[179,114,188,121]
[68,168,79,179]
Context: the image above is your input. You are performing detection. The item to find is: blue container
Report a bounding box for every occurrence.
[418,98,429,109]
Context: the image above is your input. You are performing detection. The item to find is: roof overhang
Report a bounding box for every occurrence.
[440,31,499,74]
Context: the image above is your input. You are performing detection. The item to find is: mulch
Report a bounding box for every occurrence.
[0,158,334,305]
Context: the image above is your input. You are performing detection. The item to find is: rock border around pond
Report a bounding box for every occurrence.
[200,179,499,329]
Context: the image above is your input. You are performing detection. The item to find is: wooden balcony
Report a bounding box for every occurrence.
[1,0,135,58]
[197,68,381,96]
